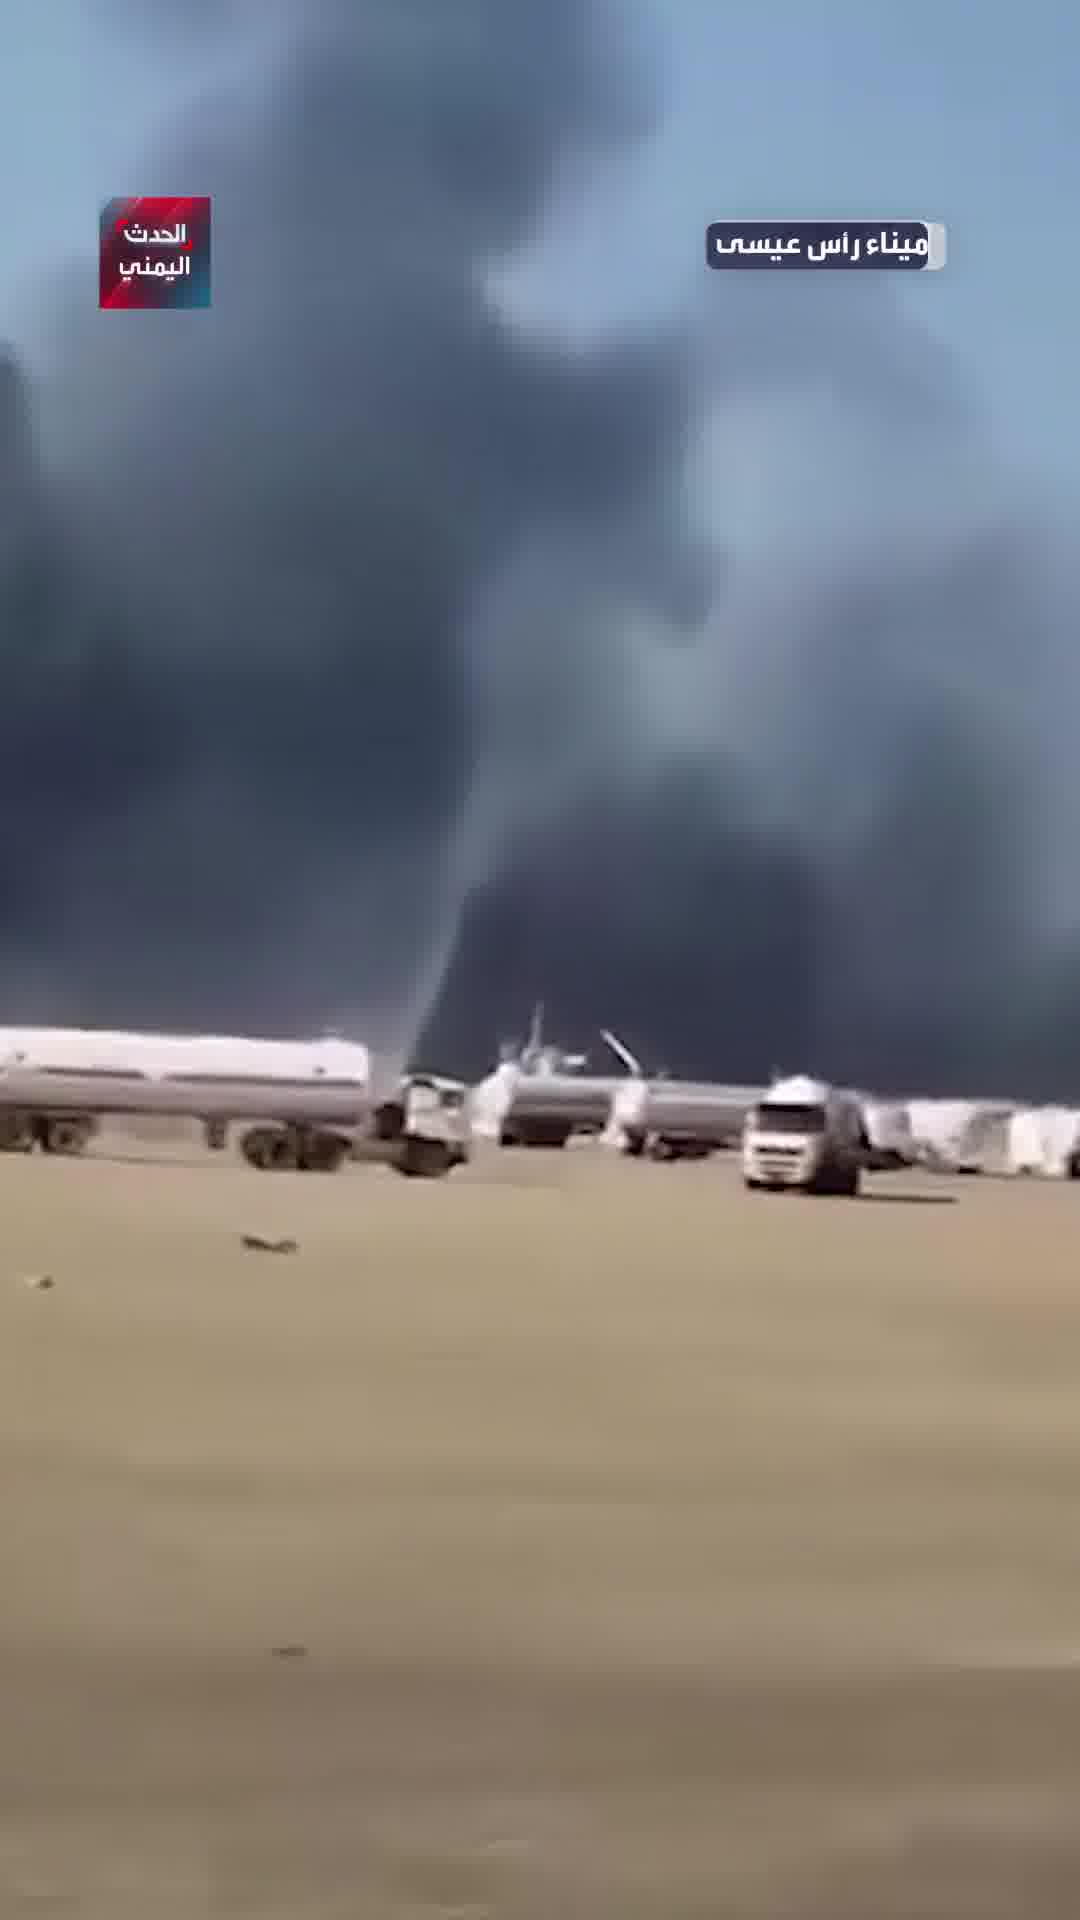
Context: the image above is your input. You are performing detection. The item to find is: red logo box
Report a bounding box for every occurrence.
[99,197,211,309]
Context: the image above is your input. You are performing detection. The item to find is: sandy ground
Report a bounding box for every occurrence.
[1,1138,1080,1913]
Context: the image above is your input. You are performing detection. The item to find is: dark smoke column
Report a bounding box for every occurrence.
[0,1,702,1043]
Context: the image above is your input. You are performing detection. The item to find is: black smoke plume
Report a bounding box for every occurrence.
[2,0,702,1053]
[429,272,1075,1093]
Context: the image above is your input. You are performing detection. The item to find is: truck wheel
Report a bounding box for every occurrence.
[393,1138,452,1178]
[824,1163,860,1197]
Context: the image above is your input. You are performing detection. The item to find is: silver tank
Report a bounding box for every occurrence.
[0,1068,375,1125]
[507,1072,621,1128]
[616,1079,762,1155]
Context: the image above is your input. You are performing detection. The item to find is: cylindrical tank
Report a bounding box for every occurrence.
[620,1080,759,1154]
[499,1073,621,1146]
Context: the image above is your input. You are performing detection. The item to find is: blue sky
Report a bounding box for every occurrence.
[513,0,1080,496]
[1,0,1075,489]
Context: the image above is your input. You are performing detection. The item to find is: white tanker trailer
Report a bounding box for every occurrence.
[612,1077,762,1159]
[495,1068,624,1147]
[0,1028,469,1177]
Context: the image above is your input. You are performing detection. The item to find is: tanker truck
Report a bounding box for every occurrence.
[741,1074,867,1196]
[0,1028,470,1178]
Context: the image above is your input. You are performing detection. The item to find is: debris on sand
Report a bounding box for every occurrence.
[270,1644,308,1659]
[240,1234,298,1255]
[18,1273,54,1290]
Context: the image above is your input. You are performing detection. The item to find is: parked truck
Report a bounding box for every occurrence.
[0,1031,471,1179]
[741,1074,868,1196]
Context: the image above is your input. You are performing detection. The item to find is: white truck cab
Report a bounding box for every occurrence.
[742,1074,867,1196]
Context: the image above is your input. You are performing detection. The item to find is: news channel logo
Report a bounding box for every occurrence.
[99,197,211,309]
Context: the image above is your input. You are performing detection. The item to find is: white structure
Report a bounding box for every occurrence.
[1006,1106,1080,1178]
[859,1096,917,1170]
[906,1098,1014,1173]
[470,1058,521,1140]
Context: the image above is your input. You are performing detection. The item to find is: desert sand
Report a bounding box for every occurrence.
[1,1138,1080,1914]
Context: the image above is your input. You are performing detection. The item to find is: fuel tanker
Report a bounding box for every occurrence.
[0,1027,469,1176]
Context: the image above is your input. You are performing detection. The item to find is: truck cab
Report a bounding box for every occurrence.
[742,1074,866,1196]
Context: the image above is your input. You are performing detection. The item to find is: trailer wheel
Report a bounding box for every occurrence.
[297,1130,347,1173]
[40,1117,93,1156]
[668,1139,713,1161]
[505,1122,570,1149]
[240,1126,297,1171]
[0,1112,33,1152]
